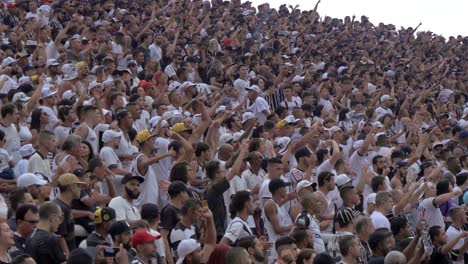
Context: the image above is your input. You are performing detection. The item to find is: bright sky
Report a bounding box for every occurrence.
[249,0,468,38]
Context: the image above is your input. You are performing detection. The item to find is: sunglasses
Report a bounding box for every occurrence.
[22,219,39,224]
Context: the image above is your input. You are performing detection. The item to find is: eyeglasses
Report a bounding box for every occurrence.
[22,219,39,224]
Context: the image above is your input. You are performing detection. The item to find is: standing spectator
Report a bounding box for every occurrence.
[0,220,14,264]
[221,190,255,245]
[0,104,21,164]
[370,192,393,229]
[9,205,39,258]
[428,226,468,264]
[25,202,65,264]
[170,198,202,255]
[141,203,166,264]
[339,235,363,264]
[85,207,116,247]
[131,230,161,264]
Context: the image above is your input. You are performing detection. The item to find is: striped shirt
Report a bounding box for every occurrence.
[264,87,284,112]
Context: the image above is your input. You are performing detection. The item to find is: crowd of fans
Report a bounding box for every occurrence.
[0,0,466,263]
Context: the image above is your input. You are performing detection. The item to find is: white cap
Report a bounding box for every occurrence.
[40,86,57,100]
[335,174,351,187]
[297,180,314,192]
[329,126,342,135]
[1,57,16,68]
[233,132,243,142]
[12,92,31,103]
[241,112,255,124]
[176,239,201,264]
[219,133,234,145]
[149,116,169,130]
[380,94,394,102]
[275,137,291,154]
[19,144,35,158]
[284,115,299,124]
[61,63,78,81]
[46,59,60,68]
[374,132,386,141]
[291,75,305,83]
[18,76,31,86]
[17,173,48,188]
[88,81,101,92]
[246,85,262,94]
[372,121,384,128]
[25,40,37,46]
[102,130,122,143]
[367,193,377,204]
[62,90,76,101]
[180,81,197,90]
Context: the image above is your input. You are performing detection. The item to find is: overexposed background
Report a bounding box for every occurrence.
[249,0,467,38]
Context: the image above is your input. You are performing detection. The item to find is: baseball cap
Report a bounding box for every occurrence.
[241,112,255,124]
[62,90,76,101]
[274,137,291,154]
[12,92,31,103]
[168,181,188,197]
[176,239,201,264]
[367,193,377,204]
[17,173,48,188]
[335,174,351,188]
[88,81,101,92]
[141,203,159,220]
[139,80,152,89]
[46,58,60,67]
[17,76,31,86]
[291,75,305,83]
[136,130,155,144]
[94,207,116,225]
[108,220,131,237]
[172,123,191,133]
[22,63,36,72]
[132,230,161,248]
[40,86,57,100]
[57,173,86,186]
[245,85,262,94]
[380,94,394,102]
[219,133,234,145]
[102,130,122,143]
[296,180,314,192]
[329,126,342,135]
[277,115,299,128]
[268,178,291,193]
[395,160,408,168]
[25,40,37,47]
[121,174,144,184]
[1,57,16,68]
[19,144,35,158]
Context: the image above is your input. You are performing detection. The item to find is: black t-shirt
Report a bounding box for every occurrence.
[25,229,66,264]
[428,246,458,264]
[205,177,230,240]
[160,204,182,241]
[54,198,76,251]
[71,189,95,233]
[368,255,385,264]
[9,233,26,258]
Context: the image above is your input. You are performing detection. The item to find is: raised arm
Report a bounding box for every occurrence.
[226,139,248,181]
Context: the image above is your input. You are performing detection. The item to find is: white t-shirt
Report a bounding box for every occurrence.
[375,106,393,119]
[446,225,464,264]
[258,178,272,209]
[0,147,11,171]
[248,97,270,125]
[149,228,165,258]
[370,210,391,229]
[108,196,141,222]
[100,146,122,169]
[223,216,253,244]
[39,105,59,132]
[418,197,444,230]
[0,123,21,164]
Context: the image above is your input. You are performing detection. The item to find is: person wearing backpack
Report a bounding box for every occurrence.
[220,190,255,245]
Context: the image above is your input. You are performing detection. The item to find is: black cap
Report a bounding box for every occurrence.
[22,63,36,72]
[268,178,291,194]
[395,160,408,168]
[141,203,159,220]
[368,230,393,251]
[168,181,188,198]
[108,220,131,237]
[121,174,144,184]
[400,145,412,156]
[67,248,93,264]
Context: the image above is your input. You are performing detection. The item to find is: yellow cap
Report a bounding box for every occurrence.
[172,123,191,133]
[31,75,39,81]
[136,130,155,144]
[276,120,288,129]
[58,173,85,186]
[76,61,87,69]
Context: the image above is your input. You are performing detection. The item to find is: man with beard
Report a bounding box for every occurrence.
[109,220,133,259]
[221,190,255,245]
[390,161,408,190]
[236,235,267,263]
[109,174,144,224]
[45,59,62,85]
[53,173,86,256]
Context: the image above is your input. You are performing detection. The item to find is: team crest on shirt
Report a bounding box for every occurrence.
[292,170,303,182]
